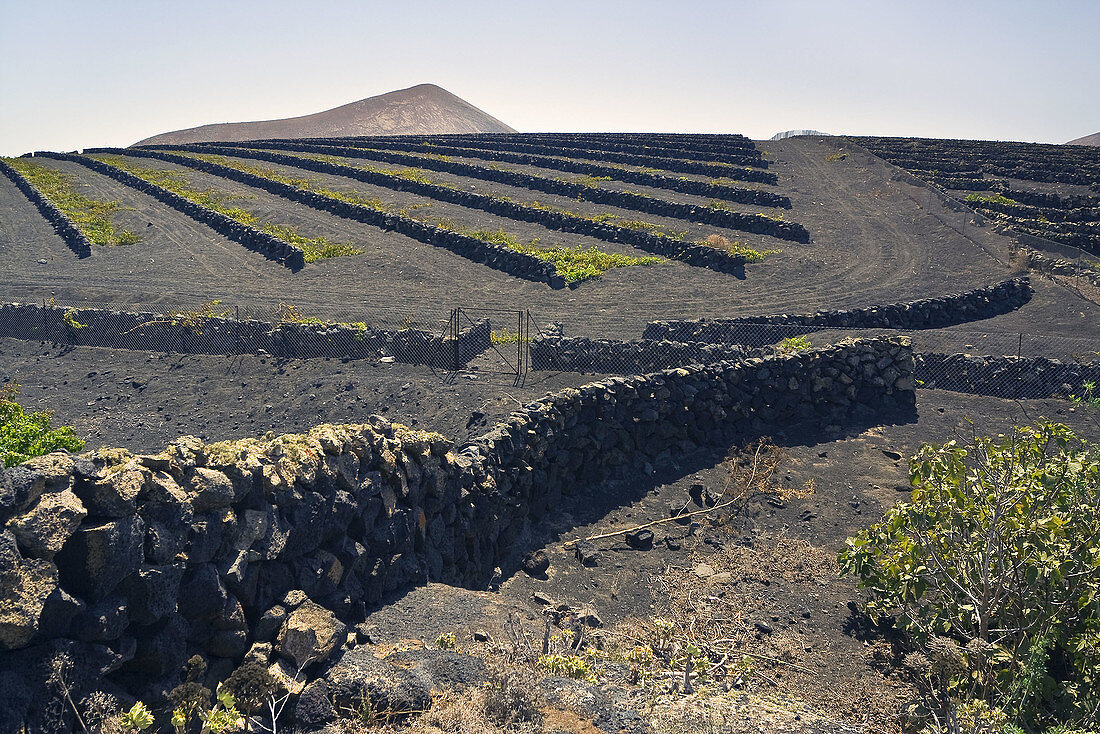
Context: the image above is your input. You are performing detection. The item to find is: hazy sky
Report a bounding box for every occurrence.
[2,0,1098,156]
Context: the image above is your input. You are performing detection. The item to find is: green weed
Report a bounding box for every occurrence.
[965,192,1019,207]
[777,335,813,352]
[511,243,664,283]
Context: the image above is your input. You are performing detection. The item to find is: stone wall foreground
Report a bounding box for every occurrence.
[0,337,914,728]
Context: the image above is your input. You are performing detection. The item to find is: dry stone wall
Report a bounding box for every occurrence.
[117,146,755,273]
[217,138,791,207]
[34,152,307,270]
[644,278,1032,344]
[83,148,569,288]
[529,334,754,373]
[0,302,491,369]
[915,352,1100,399]
[0,159,92,258]
[1,338,913,723]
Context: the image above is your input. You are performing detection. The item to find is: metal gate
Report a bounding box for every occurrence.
[447,307,533,385]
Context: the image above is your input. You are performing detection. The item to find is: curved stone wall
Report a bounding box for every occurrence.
[1,337,913,727]
[643,278,1032,344]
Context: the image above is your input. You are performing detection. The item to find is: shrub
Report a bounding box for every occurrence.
[222,660,277,715]
[965,192,1019,207]
[839,421,1100,728]
[0,384,85,467]
[536,654,597,683]
[777,335,813,353]
[701,233,779,262]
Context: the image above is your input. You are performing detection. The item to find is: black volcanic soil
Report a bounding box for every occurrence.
[356,390,1100,732]
[0,337,598,454]
[7,137,1088,339]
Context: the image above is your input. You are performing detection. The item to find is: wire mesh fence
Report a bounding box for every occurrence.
[1,296,1097,403]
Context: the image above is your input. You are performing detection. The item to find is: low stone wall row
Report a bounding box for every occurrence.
[33,152,307,270]
[1003,188,1100,211]
[225,137,787,205]
[529,334,754,373]
[0,159,92,258]
[417,136,766,168]
[458,132,765,161]
[357,138,781,204]
[968,197,1100,224]
[209,139,793,211]
[915,352,1100,399]
[376,136,779,183]
[643,278,1032,344]
[528,333,1100,401]
[0,302,491,369]
[78,149,567,288]
[1,338,913,723]
[110,146,752,274]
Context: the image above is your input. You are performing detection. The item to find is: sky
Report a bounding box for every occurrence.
[1,0,1098,156]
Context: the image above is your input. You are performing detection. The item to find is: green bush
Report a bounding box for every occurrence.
[839,421,1100,728]
[1,384,85,467]
[776,335,813,352]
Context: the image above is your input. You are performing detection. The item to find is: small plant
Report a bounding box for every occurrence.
[568,174,613,188]
[1069,380,1099,410]
[1,383,85,467]
[537,654,597,683]
[965,192,1019,207]
[62,308,87,329]
[276,303,323,325]
[198,684,243,733]
[700,233,779,262]
[777,335,813,353]
[511,243,664,283]
[490,328,528,345]
[119,701,154,731]
[436,631,458,650]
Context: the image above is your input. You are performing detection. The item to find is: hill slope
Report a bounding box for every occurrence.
[1066,132,1100,146]
[133,84,516,146]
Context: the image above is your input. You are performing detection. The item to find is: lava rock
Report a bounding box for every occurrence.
[0,530,59,650]
[573,541,599,567]
[276,598,346,669]
[624,529,654,550]
[521,549,550,577]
